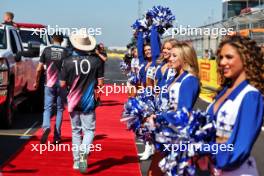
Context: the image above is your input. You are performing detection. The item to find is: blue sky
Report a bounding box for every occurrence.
[1,0,222,46]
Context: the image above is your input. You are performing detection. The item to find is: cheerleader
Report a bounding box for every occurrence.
[167,42,200,111]
[126,44,153,97]
[154,39,178,89]
[139,43,155,88]
[137,43,157,160]
[130,48,140,74]
[127,47,140,97]
[148,42,200,176]
[140,39,177,161]
[200,35,264,176]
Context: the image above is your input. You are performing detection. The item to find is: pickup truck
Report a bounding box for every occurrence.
[0,24,43,128]
[16,23,52,54]
[16,23,72,53]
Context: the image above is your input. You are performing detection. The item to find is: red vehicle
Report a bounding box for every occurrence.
[0,24,44,128]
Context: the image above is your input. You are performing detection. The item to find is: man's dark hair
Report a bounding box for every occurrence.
[52,32,64,43]
[131,47,137,52]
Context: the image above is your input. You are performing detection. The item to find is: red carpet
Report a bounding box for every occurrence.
[1,89,142,176]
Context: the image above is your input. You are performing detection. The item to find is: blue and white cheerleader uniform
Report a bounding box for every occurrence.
[155,61,168,88]
[206,80,263,176]
[155,61,176,88]
[168,71,200,111]
[131,57,140,73]
[151,71,201,175]
[139,62,148,87]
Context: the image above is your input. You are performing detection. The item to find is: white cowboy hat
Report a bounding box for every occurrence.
[70,29,96,51]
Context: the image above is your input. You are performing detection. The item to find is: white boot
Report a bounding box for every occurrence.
[139,142,154,161]
[138,142,150,156]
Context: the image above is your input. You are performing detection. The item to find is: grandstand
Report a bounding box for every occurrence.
[175,5,264,57]
[170,1,264,101]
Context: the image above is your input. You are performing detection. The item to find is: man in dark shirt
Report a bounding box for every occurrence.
[95,42,107,62]
[95,42,107,104]
[34,32,70,144]
[60,31,104,173]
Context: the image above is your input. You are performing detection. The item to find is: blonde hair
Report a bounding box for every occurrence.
[5,12,14,20]
[171,42,199,78]
[162,38,178,49]
[159,39,178,61]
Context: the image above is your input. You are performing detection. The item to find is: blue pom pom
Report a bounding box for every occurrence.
[119,61,129,73]
[127,72,139,85]
[132,5,175,38]
[153,108,216,176]
[147,6,176,34]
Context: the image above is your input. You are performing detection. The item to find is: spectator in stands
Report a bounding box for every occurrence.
[204,49,209,59]
[209,48,216,59]
[260,44,264,55]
